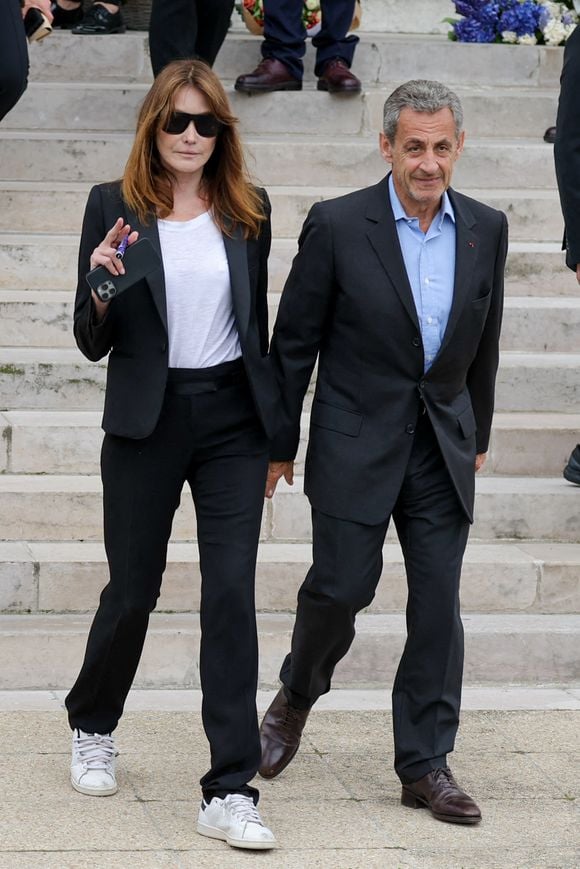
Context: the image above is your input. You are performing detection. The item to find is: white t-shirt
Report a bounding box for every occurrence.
[157,212,242,369]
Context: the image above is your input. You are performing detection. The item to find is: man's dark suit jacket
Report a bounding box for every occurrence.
[74,181,279,440]
[555,25,580,272]
[270,174,508,524]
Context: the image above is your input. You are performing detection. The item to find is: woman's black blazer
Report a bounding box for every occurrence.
[74,181,279,440]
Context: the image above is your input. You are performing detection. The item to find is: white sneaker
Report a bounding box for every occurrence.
[71,729,118,796]
[197,794,276,850]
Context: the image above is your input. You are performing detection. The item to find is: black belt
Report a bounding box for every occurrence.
[166,359,245,395]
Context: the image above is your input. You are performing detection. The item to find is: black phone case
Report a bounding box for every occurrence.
[86,238,161,302]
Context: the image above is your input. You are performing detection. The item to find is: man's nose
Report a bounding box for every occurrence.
[420,150,439,172]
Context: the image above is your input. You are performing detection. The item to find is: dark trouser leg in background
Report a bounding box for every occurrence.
[314,0,359,76]
[391,414,470,784]
[0,0,29,122]
[149,0,234,76]
[261,0,306,81]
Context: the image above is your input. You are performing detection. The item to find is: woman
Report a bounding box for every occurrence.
[65,59,278,851]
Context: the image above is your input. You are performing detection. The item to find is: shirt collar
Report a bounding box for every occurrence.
[388,173,455,228]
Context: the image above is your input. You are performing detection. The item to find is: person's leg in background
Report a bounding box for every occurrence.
[0,0,29,123]
[315,0,360,93]
[235,0,304,92]
[149,0,234,77]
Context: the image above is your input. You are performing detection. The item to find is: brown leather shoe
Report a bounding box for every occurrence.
[235,58,302,93]
[258,688,310,779]
[317,59,361,94]
[401,767,482,825]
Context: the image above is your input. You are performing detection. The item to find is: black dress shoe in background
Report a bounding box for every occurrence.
[544,125,557,143]
[72,2,125,33]
[563,444,580,485]
[317,58,361,94]
[235,58,302,93]
[51,0,84,28]
[401,767,482,824]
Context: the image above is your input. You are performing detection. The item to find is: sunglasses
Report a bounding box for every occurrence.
[162,111,223,138]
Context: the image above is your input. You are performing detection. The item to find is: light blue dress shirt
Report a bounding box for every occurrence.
[388,174,456,372]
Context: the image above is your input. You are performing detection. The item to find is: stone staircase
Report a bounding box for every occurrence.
[1,2,579,690]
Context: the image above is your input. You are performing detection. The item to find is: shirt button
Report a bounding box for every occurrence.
[406,424,415,434]
[424,278,430,285]
[412,337,421,347]
[427,316,433,324]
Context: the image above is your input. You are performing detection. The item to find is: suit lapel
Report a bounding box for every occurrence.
[223,225,251,342]
[366,176,421,331]
[435,189,478,360]
[124,203,168,333]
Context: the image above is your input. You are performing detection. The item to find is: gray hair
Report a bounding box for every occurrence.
[382,80,464,142]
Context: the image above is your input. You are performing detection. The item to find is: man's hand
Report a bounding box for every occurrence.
[22,0,53,22]
[475,452,487,472]
[265,461,294,499]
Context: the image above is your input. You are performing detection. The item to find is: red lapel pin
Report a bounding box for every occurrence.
[468,241,476,248]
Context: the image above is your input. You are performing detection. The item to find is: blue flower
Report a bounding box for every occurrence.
[454,16,497,41]
[499,1,541,36]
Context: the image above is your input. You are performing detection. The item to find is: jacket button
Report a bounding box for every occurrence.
[406,424,415,434]
[412,337,421,347]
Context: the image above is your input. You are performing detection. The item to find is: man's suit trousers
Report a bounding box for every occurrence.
[149,0,234,77]
[65,364,269,802]
[280,410,470,784]
[262,0,359,79]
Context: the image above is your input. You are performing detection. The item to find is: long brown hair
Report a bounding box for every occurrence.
[122,60,265,238]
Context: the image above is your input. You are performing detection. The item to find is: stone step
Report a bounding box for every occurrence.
[1,291,577,353]
[0,346,577,412]
[27,30,562,88]
[1,410,579,478]
[0,612,577,689]
[0,182,564,243]
[1,540,578,616]
[0,132,559,189]
[5,81,559,141]
[0,233,569,293]
[0,474,578,542]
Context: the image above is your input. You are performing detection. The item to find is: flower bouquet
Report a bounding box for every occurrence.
[446,0,579,45]
[239,1,362,38]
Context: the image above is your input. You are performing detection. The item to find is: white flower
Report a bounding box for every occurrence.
[305,0,318,9]
[518,33,538,45]
[502,30,518,43]
[543,18,567,44]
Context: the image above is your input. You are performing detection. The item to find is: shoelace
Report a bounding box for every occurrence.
[74,732,116,770]
[432,767,458,791]
[224,794,264,827]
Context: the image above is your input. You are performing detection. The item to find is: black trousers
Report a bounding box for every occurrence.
[149,0,234,76]
[0,0,29,123]
[66,361,269,802]
[262,0,359,79]
[280,411,470,784]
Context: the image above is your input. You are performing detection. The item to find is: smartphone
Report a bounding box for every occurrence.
[24,7,53,43]
[86,238,162,302]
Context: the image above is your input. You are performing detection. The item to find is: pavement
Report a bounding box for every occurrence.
[0,690,578,868]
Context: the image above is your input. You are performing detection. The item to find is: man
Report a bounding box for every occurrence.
[261,80,508,825]
[554,26,580,485]
[235,0,360,94]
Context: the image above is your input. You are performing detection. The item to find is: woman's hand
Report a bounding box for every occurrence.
[21,0,53,22]
[90,218,139,319]
[90,217,139,275]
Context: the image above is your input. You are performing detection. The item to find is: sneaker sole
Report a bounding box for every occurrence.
[71,776,118,797]
[197,821,276,850]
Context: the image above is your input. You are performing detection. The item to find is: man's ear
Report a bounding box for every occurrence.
[379,131,394,165]
[456,130,466,158]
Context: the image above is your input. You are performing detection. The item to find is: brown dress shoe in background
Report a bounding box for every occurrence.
[258,688,310,779]
[317,58,361,94]
[401,767,482,824]
[235,58,302,93]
